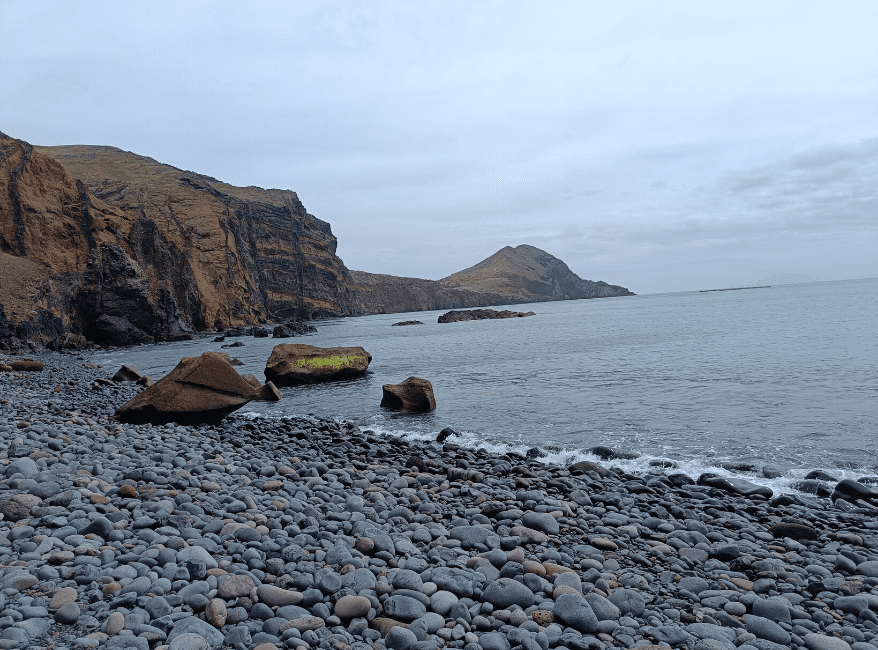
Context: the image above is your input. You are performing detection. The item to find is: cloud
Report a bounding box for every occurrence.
[1,2,876,293]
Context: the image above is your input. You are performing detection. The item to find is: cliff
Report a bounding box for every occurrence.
[440,244,634,301]
[347,271,508,315]
[35,144,356,324]
[0,131,357,349]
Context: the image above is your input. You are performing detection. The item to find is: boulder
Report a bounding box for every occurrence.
[115,351,257,424]
[240,374,281,402]
[9,359,43,372]
[257,382,281,402]
[380,377,436,413]
[241,374,262,390]
[112,365,143,382]
[436,427,459,442]
[392,321,423,326]
[93,314,154,346]
[264,344,371,386]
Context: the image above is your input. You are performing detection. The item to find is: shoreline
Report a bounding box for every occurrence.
[1,356,878,650]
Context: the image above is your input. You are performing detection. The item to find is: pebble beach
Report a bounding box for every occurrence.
[2,352,878,650]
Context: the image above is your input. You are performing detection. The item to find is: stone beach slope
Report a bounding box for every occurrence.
[2,358,878,650]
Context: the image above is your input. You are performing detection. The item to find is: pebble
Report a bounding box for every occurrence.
[3,353,878,650]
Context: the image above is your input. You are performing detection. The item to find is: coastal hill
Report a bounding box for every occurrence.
[0,130,633,347]
[440,244,633,302]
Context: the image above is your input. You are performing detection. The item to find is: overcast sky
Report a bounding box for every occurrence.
[2,2,876,294]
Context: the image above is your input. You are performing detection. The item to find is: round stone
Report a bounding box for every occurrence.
[106,611,125,635]
[205,598,227,628]
[50,587,78,610]
[803,633,853,650]
[168,632,211,650]
[255,585,303,607]
[118,484,137,498]
[383,595,426,622]
[54,601,81,624]
[385,625,417,650]
[483,578,535,609]
[334,595,371,618]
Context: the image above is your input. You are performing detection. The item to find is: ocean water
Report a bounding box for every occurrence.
[92,278,878,495]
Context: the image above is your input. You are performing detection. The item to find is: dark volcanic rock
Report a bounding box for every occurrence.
[272,319,317,338]
[697,474,773,498]
[380,377,436,413]
[391,320,423,326]
[115,351,257,424]
[768,522,818,540]
[590,446,640,461]
[93,315,154,346]
[438,308,535,323]
[264,344,372,386]
[832,479,878,503]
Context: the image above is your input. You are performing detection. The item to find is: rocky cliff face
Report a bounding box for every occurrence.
[1,132,358,348]
[36,144,356,325]
[347,271,508,314]
[440,244,634,301]
[0,132,191,348]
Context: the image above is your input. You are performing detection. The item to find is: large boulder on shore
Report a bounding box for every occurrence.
[115,351,257,424]
[381,377,436,413]
[264,344,372,386]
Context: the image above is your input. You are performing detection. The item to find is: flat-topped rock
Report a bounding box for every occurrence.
[115,351,257,424]
[264,344,372,385]
[438,308,536,323]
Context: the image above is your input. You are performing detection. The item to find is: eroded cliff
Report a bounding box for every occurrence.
[1,131,359,348]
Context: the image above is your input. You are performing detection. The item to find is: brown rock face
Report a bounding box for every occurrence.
[0,132,205,347]
[438,308,535,323]
[441,244,634,302]
[264,344,371,386]
[36,143,356,323]
[380,377,436,413]
[115,351,257,424]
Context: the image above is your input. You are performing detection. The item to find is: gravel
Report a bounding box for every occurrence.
[3,350,878,650]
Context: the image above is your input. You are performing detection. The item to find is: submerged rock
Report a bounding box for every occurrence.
[590,446,640,461]
[438,308,536,323]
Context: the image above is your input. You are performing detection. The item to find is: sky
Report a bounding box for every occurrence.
[1,2,876,294]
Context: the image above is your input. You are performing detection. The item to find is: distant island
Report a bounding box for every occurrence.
[0,130,633,349]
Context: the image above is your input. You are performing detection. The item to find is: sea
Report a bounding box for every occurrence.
[91,278,878,495]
